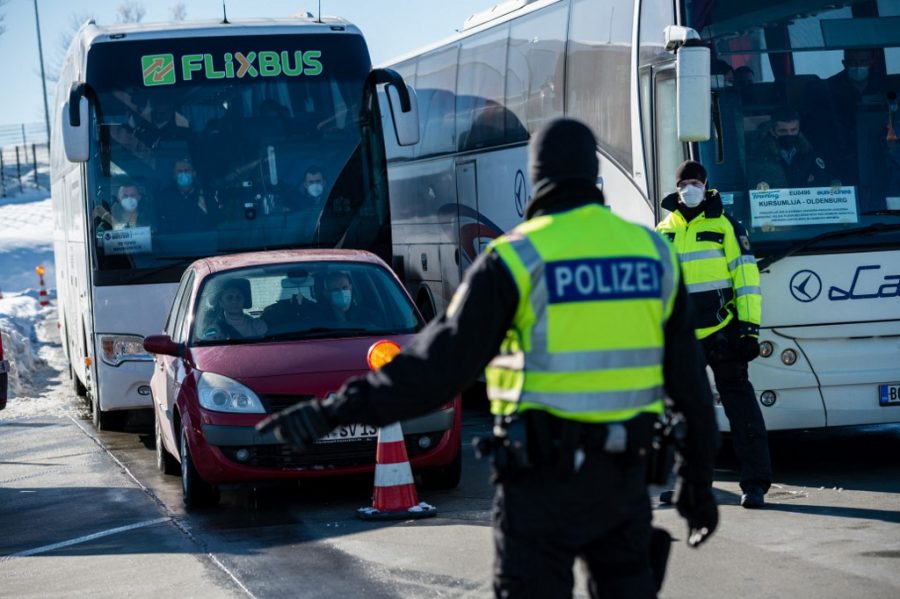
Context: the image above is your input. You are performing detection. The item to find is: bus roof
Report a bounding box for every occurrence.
[74,16,362,48]
[378,0,559,68]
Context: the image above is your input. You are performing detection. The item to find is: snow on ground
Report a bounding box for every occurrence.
[0,184,82,419]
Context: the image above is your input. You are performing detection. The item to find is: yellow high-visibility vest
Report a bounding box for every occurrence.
[485,204,678,423]
[656,191,761,340]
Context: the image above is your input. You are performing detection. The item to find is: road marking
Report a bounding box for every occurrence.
[0,517,170,561]
[65,416,258,599]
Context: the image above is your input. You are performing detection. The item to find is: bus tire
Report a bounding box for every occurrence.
[72,365,87,398]
[91,394,121,431]
[180,425,219,508]
[155,407,180,476]
[417,290,436,322]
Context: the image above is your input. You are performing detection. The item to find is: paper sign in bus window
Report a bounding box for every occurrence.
[749,187,859,228]
[102,227,153,255]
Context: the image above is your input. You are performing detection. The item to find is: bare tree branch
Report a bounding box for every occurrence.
[0,0,9,37]
[115,1,146,24]
[170,2,187,22]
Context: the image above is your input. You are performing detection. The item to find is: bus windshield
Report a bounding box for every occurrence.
[688,0,900,259]
[85,34,388,284]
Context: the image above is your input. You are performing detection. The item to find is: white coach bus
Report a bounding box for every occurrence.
[382,0,900,431]
[51,16,417,428]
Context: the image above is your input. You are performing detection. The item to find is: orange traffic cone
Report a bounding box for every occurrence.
[357,421,437,521]
[36,265,49,307]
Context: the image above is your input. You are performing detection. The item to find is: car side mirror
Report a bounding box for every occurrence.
[143,334,184,358]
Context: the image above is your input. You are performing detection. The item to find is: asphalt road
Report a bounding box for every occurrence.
[2,399,900,598]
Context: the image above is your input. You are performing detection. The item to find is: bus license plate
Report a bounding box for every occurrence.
[878,384,900,406]
[317,423,379,443]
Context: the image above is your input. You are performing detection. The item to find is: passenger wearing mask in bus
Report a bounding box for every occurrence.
[746,107,830,190]
[98,183,153,230]
[156,159,214,232]
[283,165,328,238]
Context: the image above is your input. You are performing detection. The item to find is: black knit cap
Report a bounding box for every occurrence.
[675,160,708,186]
[528,118,599,191]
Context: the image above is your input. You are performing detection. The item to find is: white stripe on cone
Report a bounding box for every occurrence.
[378,421,404,443]
[374,461,415,487]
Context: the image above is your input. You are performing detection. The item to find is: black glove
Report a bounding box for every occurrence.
[675,479,718,548]
[735,335,760,362]
[255,399,336,452]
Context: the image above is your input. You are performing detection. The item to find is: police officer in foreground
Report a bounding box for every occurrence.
[657,160,772,509]
[258,119,719,598]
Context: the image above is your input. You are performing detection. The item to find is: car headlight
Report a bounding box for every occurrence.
[99,334,153,366]
[197,372,265,414]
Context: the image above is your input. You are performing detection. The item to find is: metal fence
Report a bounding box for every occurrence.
[0,122,50,197]
[0,142,50,197]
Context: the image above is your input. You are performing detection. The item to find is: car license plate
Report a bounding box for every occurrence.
[316,423,379,443]
[878,384,900,406]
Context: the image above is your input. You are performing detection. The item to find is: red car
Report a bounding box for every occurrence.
[144,250,461,508]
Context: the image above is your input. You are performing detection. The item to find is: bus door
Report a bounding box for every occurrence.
[455,160,482,276]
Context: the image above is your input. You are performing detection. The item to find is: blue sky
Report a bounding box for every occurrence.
[0,0,491,127]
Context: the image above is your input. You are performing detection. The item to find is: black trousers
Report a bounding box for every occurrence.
[703,329,773,493]
[492,449,657,598]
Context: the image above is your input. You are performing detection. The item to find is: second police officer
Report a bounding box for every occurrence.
[656,160,772,509]
[258,119,720,598]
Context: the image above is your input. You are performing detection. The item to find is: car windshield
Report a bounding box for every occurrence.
[688,0,900,258]
[191,261,421,345]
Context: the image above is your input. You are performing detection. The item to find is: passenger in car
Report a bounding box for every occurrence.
[201,278,267,340]
[316,271,378,327]
[261,290,317,333]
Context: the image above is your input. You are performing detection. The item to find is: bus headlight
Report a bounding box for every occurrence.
[760,390,777,407]
[197,372,265,414]
[99,334,153,366]
[781,349,798,366]
[759,340,774,358]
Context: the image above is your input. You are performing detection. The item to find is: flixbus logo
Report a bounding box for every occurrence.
[140,50,323,86]
[142,54,176,86]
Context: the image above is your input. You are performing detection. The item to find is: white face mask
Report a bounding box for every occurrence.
[678,184,706,208]
[120,195,139,212]
[307,182,324,198]
[847,66,869,82]
[330,289,352,310]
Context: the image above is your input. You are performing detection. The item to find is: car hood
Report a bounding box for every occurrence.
[188,334,415,380]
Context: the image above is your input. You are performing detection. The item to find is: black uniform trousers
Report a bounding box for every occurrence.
[492,446,656,598]
[703,324,772,493]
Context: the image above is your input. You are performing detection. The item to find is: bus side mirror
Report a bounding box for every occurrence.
[62,82,90,162]
[386,82,420,147]
[675,44,711,142]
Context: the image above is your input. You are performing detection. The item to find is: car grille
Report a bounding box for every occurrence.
[260,394,315,414]
[219,432,445,469]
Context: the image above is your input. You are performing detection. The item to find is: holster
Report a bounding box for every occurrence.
[645,415,686,486]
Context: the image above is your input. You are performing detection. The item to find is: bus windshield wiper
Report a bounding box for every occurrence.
[861,209,900,217]
[758,222,900,271]
[121,258,198,283]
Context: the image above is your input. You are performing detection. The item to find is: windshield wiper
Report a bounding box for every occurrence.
[758,222,900,271]
[861,209,900,217]
[118,258,198,284]
[263,327,371,341]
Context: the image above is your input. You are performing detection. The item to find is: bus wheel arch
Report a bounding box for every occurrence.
[416,287,436,322]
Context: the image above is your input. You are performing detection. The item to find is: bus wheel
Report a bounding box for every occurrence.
[155,408,180,476]
[72,366,87,398]
[180,425,219,508]
[417,293,436,322]
[91,394,120,431]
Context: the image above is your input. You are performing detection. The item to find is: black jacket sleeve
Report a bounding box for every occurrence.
[663,278,720,486]
[327,250,519,427]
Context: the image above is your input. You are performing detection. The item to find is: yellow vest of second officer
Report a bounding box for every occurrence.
[485,204,679,423]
